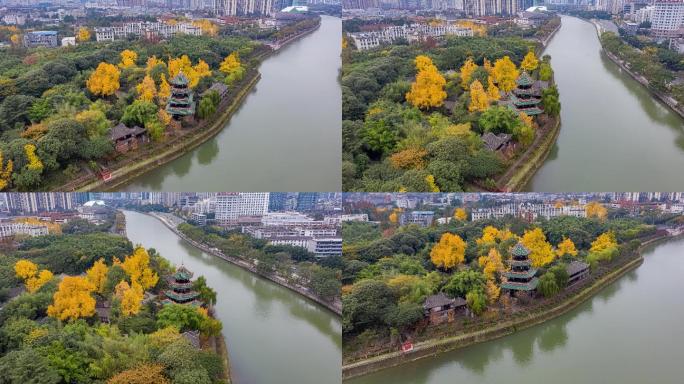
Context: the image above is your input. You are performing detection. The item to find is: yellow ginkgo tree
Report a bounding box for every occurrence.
[430,232,466,269]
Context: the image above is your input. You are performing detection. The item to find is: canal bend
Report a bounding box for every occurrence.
[347,237,684,384]
[124,211,341,384]
[526,15,684,192]
[121,16,342,192]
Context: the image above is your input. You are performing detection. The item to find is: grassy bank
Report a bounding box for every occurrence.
[342,233,678,380]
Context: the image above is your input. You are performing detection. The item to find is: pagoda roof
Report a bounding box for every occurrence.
[162,298,202,307]
[168,280,194,290]
[517,106,543,115]
[173,265,194,281]
[168,94,194,105]
[503,268,537,279]
[501,277,539,291]
[517,71,534,87]
[510,259,531,267]
[513,87,542,97]
[170,71,190,86]
[165,289,200,302]
[511,243,530,257]
[510,94,541,107]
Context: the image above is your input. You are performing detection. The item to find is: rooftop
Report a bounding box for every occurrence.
[566,261,590,276]
[423,292,466,309]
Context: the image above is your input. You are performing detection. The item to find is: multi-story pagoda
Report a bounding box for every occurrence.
[163,265,201,306]
[501,242,539,294]
[501,71,547,116]
[166,72,195,119]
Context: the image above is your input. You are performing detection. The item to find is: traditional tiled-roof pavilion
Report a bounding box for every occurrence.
[501,71,548,116]
[166,72,195,119]
[501,242,539,293]
[163,265,201,306]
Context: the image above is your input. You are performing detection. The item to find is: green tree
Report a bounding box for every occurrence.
[121,100,158,127]
[542,86,561,117]
[197,97,217,119]
[443,270,487,298]
[537,272,560,297]
[192,276,217,306]
[156,304,205,332]
[466,290,487,315]
[477,106,522,135]
[0,348,60,384]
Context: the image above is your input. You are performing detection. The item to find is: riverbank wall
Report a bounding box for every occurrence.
[70,71,261,191]
[342,233,680,380]
[147,212,342,316]
[590,19,684,120]
[539,19,561,47]
[214,333,232,384]
[56,20,321,192]
[499,116,561,192]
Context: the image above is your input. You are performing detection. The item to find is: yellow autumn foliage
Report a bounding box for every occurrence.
[86,258,109,294]
[454,208,467,221]
[585,201,608,220]
[487,77,500,101]
[14,259,38,280]
[520,227,555,267]
[389,147,428,170]
[47,276,96,321]
[491,56,520,93]
[590,231,617,253]
[0,150,13,191]
[24,144,43,171]
[121,247,159,290]
[136,75,157,102]
[459,57,477,89]
[115,281,144,316]
[556,237,578,257]
[87,62,120,97]
[406,55,446,109]
[220,52,241,75]
[521,50,539,72]
[119,49,138,69]
[478,248,505,280]
[77,27,91,42]
[26,270,53,293]
[430,233,466,269]
[468,79,489,112]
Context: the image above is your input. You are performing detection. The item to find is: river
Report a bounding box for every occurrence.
[120,16,342,192]
[123,211,342,384]
[526,15,684,191]
[347,237,684,384]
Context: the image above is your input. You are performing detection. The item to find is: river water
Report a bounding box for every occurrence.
[120,16,342,192]
[123,211,342,384]
[347,237,684,384]
[526,15,684,191]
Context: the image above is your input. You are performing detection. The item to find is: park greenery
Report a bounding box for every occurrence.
[341,200,672,358]
[342,33,561,192]
[601,31,684,106]
[177,222,341,301]
[0,223,226,384]
[0,22,264,191]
